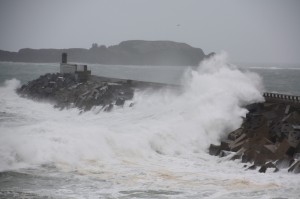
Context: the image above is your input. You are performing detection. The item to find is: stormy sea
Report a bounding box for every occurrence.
[0,54,300,199]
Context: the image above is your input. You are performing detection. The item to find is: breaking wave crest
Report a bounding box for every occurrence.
[0,53,264,171]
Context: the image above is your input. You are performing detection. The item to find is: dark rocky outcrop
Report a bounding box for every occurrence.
[17,73,134,112]
[0,40,211,66]
[209,96,300,174]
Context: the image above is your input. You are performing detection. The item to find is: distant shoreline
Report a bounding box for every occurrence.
[0,40,213,66]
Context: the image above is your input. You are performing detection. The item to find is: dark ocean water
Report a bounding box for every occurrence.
[0,58,300,199]
[240,65,300,95]
[1,61,299,95]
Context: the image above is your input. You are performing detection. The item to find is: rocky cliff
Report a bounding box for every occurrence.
[0,40,210,66]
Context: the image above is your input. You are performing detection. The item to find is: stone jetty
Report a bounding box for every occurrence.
[17,73,134,112]
[209,93,300,173]
[16,53,173,112]
[16,52,139,112]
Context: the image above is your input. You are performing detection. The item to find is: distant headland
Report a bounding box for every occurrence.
[0,40,213,66]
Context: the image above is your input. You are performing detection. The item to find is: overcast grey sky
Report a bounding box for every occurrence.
[0,0,299,64]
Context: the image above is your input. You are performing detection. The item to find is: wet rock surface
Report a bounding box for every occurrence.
[17,73,134,111]
[209,99,300,174]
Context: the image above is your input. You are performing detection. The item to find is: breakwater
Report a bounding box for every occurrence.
[17,73,135,112]
[210,92,300,174]
[16,72,174,112]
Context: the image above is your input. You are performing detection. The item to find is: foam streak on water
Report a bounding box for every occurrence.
[0,53,299,198]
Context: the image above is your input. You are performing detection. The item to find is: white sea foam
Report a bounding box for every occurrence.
[1,54,299,198]
[0,53,264,170]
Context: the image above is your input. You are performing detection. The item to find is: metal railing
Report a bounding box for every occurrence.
[263,92,300,103]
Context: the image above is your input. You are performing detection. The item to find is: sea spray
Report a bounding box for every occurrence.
[0,53,264,172]
[2,59,300,199]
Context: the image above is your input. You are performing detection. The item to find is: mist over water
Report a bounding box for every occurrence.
[1,54,299,198]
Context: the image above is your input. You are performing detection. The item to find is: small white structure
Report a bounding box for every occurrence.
[60,63,77,74]
[60,53,91,82]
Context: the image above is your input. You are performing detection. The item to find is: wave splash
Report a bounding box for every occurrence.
[0,53,264,171]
